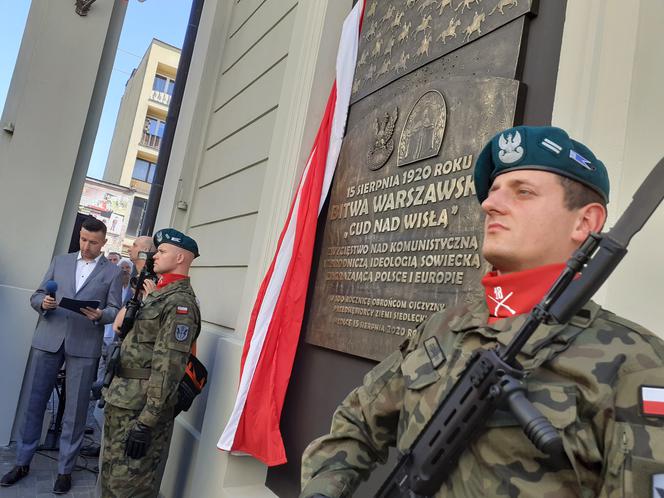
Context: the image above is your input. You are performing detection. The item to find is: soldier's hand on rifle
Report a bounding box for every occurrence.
[142,279,157,296]
[81,306,103,321]
[125,421,152,459]
[112,307,127,333]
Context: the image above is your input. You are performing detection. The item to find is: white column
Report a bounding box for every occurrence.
[0,0,126,444]
[552,0,664,334]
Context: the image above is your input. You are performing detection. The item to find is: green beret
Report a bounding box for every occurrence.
[474,126,610,204]
[153,228,199,258]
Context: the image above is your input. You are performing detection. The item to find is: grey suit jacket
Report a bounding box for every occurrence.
[30,252,123,358]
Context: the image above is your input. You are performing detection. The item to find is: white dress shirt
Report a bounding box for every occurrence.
[75,252,102,293]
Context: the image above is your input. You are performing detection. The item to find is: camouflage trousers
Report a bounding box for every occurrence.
[100,404,174,498]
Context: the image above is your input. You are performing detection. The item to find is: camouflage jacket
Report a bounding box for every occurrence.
[104,277,201,427]
[301,300,664,498]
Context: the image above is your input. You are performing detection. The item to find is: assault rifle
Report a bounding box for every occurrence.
[118,251,158,338]
[376,157,664,498]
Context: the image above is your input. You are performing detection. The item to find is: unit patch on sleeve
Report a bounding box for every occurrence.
[423,336,445,369]
[641,385,664,417]
[174,324,190,342]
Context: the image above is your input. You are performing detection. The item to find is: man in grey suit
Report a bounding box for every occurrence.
[0,217,122,494]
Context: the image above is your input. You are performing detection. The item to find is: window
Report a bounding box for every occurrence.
[145,117,166,137]
[153,75,167,93]
[153,74,175,95]
[126,197,148,237]
[141,117,165,149]
[132,159,157,183]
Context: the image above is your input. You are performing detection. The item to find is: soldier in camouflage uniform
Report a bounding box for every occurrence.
[100,228,201,498]
[301,126,664,497]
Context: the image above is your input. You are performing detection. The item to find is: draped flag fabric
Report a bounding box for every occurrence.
[218,0,366,466]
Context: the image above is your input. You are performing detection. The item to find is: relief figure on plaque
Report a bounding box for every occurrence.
[414,14,432,39]
[456,0,482,14]
[376,59,391,78]
[381,5,396,25]
[397,21,411,44]
[383,38,395,58]
[398,90,446,167]
[416,32,432,58]
[367,108,399,171]
[301,126,664,498]
[437,17,461,44]
[365,0,377,18]
[490,0,519,15]
[438,0,453,16]
[417,0,438,13]
[364,21,377,41]
[371,37,382,57]
[463,11,486,41]
[392,10,405,28]
[394,51,410,72]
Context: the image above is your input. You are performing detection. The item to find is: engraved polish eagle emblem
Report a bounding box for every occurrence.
[498,130,524,164]
[367,108,398,171]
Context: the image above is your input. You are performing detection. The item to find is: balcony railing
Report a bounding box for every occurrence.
[150,90,172,106]
[140,132,161,150]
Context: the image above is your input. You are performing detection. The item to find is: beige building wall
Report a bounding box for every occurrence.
[154,0,351,496]
[552,0,664,335]
[148,0,664,496]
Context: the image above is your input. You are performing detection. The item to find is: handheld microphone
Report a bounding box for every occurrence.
[45,280,58,299]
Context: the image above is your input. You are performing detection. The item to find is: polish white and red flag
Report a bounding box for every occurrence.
[641,386,664,417]
[218,0,366,466]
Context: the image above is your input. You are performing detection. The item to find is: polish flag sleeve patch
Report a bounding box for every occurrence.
[176,306,189,315]
[641,385,664,417]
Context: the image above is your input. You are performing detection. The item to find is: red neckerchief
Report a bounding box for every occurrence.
[481,263,566,324]
[157,273,187,289]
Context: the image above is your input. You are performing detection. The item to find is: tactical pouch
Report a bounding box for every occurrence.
[174,353,208,416]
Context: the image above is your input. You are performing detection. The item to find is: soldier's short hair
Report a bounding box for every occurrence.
[558,176,607,211]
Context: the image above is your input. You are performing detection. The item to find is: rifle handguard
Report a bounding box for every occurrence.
[118,301,139,338]
[375,348,563,498]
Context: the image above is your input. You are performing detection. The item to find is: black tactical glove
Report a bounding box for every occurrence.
[173,381,196,418]
[125,421,152,459]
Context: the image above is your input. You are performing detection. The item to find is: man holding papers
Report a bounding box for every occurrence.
[0,217,122,494]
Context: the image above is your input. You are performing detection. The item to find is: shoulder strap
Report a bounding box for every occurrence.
[522,324,585,371]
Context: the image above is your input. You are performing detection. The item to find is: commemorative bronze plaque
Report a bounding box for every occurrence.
[305,0,537,360]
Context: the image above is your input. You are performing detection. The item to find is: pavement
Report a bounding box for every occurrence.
[0,414,101,498]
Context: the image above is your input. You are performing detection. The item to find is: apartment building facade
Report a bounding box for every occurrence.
[103,38,180,253]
